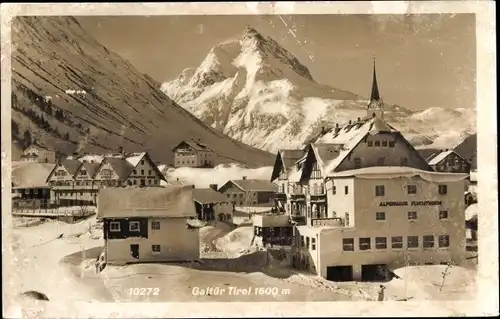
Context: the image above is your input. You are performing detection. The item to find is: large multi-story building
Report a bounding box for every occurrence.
[46,151,166,206]
[268,60,469,281]
[172,140,216,168]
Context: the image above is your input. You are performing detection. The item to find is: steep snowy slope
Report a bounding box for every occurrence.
[10,17,274,166]
[161,27,476,153]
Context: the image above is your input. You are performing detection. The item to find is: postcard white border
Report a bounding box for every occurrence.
[1,1,497,318]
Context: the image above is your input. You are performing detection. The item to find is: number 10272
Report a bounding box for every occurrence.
[128,288,160,296]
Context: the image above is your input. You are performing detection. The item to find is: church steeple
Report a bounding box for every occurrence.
[367,56,384,120]
[370,57,381,102]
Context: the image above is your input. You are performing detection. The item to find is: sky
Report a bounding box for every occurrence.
[77,14,476,111]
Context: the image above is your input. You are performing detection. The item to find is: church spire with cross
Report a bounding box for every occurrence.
[367,56,384,119]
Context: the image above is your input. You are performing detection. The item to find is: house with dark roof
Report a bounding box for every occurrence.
[46,152,166,207]
[22,142,57,163]
[426,149,471,174]
[11,162,54,210]
[172,139,215,168]
[192,185,233,222]
[97,186,199,265]
[218,177,278,207]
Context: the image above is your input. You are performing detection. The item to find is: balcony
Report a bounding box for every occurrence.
[309,185,325,196]
[310,217,343,227]
[290,215,307,225]
[273,192,287,201]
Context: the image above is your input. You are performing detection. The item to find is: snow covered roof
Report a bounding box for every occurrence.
[279,149,305,170]
[104,157,135,180]
[81,161,101,178]
[316,117,399,174]
[427,150,454,165]
[12,162,54,188]
[61,159,82,175]
[172,140,213,152]
[327,166,469,182]
[125,152,146,167]
[192,188,230,204]
[97,185,197,219]
[230,179,278,192]
[77,154,104,164]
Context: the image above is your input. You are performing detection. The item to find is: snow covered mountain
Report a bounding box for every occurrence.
[161,26,476,153]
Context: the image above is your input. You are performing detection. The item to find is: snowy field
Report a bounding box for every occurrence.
[4,214,479,316]
[161,163,273,189]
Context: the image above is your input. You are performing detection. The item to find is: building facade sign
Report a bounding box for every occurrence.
[379,200,442,207]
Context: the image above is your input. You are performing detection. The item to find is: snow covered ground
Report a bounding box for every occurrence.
[161,163,273,189]
[3,213,479,316]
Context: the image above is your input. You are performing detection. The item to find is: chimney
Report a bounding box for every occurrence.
[357,117,361,122]
[348,120,352,125]
[176,178,179,181]
[242,176,247,180]
[209,184,218,191]
[192,185,195,189]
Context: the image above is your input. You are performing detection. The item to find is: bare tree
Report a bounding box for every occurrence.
[439,262,453,291]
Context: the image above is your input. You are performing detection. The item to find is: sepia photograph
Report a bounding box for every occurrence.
[1,2,497,318]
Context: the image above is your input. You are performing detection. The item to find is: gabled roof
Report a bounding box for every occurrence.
[97,185,197,219]
[280,149,305,170]
[82,161,101,178]
[224,179,278,192]
[24,142,54,152]
[172,140,213,152]
[62,159,83,176]
[428,150,471,166]
[104,157,135,180]
[12,162,53,188]
[192,188,230,204]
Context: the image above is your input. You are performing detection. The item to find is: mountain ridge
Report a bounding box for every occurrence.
[10,16,275,166]
[161,26,476,153]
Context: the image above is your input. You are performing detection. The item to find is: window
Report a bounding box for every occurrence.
[148,180,152,185]
[344,185,349,195]
[152,245,161,253]
[133,180,137,185]
[129,221,140,232]
[381,141,388,147]
[367,141,373,147]
[133,170,136,175]
[389,141,395,147]
[110,222,121,232]
[306,237,310,248]
[311,238,316,250]
[377,157,385,165]
[141,169,145,175]
[342,238,354,251]
[359,238,371,250]
[438,185,448,195]
[375,237,387,249]
[80,192,83,196]
[407,236,419,248]
[407,185,417,195]
[392,236,403,249]
[423,235,435,248]
[375,185,385,196]
[141,160,145,165]
[375,212,386,221]
[345,213,350,226]
[148,169,152,175]
[332,185,336,195]
[439,210,448,219]
[152,220,160,230]
[438,235,450,248]
[374,141,381,147]
[407,211,417,220]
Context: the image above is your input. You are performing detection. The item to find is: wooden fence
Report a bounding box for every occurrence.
[12,207,96,217]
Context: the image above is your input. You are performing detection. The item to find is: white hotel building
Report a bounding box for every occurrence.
[269,61,468,281]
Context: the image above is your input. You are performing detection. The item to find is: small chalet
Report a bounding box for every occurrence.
[192,185,233,222]
[218,177,278,207]
[427,149,471,174]
[172,140,215,168]
[21,142,57,163]
[11,162,54,210]
[97,186,200,265]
